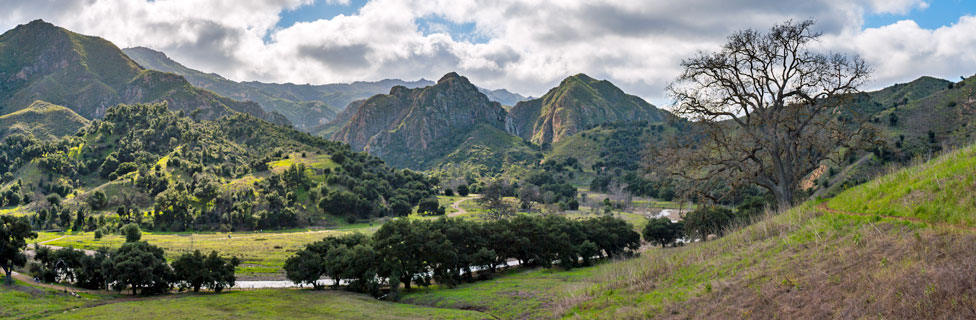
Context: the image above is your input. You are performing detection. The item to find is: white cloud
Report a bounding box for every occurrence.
[823,16,976,89]
[0,0,971,106]
[866,0,928,14]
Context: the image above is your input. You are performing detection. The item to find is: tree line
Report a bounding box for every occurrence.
[1,216,238,294]
[285,214,641,298]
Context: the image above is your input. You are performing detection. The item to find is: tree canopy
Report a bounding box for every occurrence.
[1,216,37,285]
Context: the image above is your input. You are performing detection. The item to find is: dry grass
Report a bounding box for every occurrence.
[552,200,976,319]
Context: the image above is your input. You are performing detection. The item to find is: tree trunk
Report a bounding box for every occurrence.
[772,185,794,212]
[4,268,12,286]
[402,277,411,290]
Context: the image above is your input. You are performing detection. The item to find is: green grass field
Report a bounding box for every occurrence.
[48,289,487,320]
[40,228,378,278]
[402,266,601,319]
[0,280,486,320]
[0,279,108,320]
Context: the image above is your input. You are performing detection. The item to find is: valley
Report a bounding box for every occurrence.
[1,11,975,320]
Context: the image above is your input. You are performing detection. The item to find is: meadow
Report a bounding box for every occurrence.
[39,227,375,279]
[0,279,486,320]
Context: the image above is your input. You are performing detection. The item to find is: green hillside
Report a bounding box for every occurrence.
[0,20,286,125]
[0,100,88,139]
[805,76,965,198]
[405,142,976,319]
[431,124,539,178]
[0,102,436,234]
[508,73,670,145]
[828,144,976,227]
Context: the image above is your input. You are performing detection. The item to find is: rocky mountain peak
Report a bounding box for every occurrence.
[438,72,464,84]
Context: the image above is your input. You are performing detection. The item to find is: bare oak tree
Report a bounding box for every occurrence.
[663,20,875,210]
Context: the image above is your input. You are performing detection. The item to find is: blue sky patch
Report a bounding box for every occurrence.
[863,0,976,29]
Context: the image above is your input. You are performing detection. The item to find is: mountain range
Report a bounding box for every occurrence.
[122,47,530,131]
[0,20,288,125]
[123,46,436,130]
[330,72,673,172]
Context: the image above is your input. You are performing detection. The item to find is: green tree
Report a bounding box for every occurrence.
[109,241,174,295]
[173,250,240,292]
[373,219,427,290]
[74,209,86,231]
[205,250,240,292]
[683,206,733,241]
[456,184,469,196]
[172,250,207,292]
[88,191,108,210]
[642,218,684,248]
[76,249,111,290]
[121,223,141,242]
[417,197,444,216]
[284,248,324,289]
[1,216,37,285]
[388,196,412,217]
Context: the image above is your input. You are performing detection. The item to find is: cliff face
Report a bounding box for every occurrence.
[507,73,668,145]
[333,72,508,168]
[0,20,287,125]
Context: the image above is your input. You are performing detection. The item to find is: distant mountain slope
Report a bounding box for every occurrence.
[241,78,435,114]
[124,46,435,131]
[507,73,670,145]
[311,99,365,138]
[0,100,88,139]
[798,75,970,198]
[123,47,333,130]
[478,87,528,106]
[0,20,286,125]
[333,72,509,169]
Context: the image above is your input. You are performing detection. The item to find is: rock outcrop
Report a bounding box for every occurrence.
[332,72,508,168]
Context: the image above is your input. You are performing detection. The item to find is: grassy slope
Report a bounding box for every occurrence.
[0,100,89,139]
[432,124,539,177]
[829,144,976,227]
[405,143,976,319]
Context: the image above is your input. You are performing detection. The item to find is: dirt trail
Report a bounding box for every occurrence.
[448,197,474,217]
[29,236,98,255]
[9,271,113,295]
[816,202,976,232]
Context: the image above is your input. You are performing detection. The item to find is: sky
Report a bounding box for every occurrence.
[1,0,975,106]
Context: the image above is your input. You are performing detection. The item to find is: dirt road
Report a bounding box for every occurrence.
[448,197,474,217]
